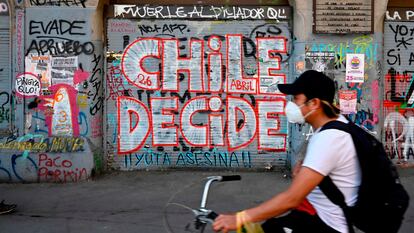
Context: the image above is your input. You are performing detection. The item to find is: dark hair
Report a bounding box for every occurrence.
[321,100,339,118]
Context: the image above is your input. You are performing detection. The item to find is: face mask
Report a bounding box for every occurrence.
[285,101,315,124]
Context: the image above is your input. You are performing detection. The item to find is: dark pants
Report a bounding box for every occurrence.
[261,210,340,233]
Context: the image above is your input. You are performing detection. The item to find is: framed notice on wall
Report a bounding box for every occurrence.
[313,0,374,34]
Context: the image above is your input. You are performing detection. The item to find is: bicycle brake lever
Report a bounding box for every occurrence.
[206,211,218,220]
[195,210,217,224]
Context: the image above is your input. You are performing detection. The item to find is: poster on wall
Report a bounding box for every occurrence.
[345,53,365,83]
[313,0,373,34]
[51,56,78,86]
[25,54,52,90]
[305,51,335,73]
[15,73,41,97]
[339,90,357,114]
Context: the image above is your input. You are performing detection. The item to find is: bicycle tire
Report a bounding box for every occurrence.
[164,202,208,233]
[163,178,215,233]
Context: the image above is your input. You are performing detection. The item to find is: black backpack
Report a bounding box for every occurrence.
[319,120,409,233]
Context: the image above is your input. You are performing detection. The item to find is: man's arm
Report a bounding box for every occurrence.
[244,166,324,221]
[292,159,303,178]
[213,167,324,232]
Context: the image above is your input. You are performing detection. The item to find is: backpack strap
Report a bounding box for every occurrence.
[319,177,355,233]
[319,120,355,233]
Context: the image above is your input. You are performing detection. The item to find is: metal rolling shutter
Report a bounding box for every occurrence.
[0,14,11,131]
[105,15,292,170]
[383,18,414,162]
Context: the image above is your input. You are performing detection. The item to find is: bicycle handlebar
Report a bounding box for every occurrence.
[220,175,241,182]
[165,175,242,232]
[201,175,242,209]
[206,211,219,220]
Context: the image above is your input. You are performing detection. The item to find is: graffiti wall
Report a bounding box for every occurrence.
[106,5,292,170]
[288,34,382,166]
[0,135,93,182]
[0,7,104,182]
[28,0,99,8]
[0,0,11,132]
[383,8,414,164]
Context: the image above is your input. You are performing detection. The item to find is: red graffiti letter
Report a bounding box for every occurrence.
[226,96,257,150]
[162,39,204,93]
[122,38,161,90]
[117,97,151,154]
[257,99,287,151]
[180,96,208,146]
[257,37,286,95]
[150,97,179,146]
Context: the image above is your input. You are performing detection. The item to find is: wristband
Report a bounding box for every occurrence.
[236,211,249,228]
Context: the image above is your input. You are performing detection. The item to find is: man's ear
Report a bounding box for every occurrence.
[309,98,322,110]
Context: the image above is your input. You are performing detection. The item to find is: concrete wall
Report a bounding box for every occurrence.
[1,0,413,182]
[288,0,389,167]
[0,0,12,134]
[383,7,414,164]
[0,1,104,182]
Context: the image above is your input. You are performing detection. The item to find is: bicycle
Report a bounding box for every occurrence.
[164,175,241,233]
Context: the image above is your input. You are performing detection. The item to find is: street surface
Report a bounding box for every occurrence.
[0,170,413,233]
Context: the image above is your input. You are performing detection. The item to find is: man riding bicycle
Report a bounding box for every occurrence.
[213,70,361,233]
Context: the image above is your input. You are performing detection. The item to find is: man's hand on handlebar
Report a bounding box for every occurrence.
[213,214,237,233]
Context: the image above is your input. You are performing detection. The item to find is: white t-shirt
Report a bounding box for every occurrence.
[302,115,361,233]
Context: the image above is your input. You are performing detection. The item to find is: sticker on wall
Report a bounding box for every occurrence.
[345,54,365,83]
[15,73,41,97]
[295,61,305,72]
[25,54,52,90]
[339,90,357,114]
[51,56,78,86]
[305,51,335,73]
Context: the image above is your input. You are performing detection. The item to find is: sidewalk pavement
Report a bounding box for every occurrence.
[0,169,413,233]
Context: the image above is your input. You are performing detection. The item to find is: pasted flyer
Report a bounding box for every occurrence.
[345,54,365,83]
[339,90,357,114]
